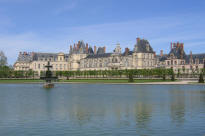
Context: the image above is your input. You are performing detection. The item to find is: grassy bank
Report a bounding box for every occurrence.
[0,79,175,83]
[0,79,44,83]
[59,79,173,83]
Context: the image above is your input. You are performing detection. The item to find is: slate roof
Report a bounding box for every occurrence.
[86,53,112,59]
[158,51,205,65]
[71,41,87,54]
[33,53,58,61]
[88,47,94,54]
[158,55,168,61]
[134,39,155,53]
[17,52,69,62]
[97,47,105,54]
[122,51,133,56]
[168,46,186,59]
[17,53,33,62]
[186,53,205,64]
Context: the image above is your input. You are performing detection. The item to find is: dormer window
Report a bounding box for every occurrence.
[195,59,199,64]
[170,53,174,59]
[146,44,150,51]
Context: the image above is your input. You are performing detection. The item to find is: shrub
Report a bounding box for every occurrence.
[198,73,204,83]
[128,73,134,82]
[162,74,166,81]
[171,73,175,81]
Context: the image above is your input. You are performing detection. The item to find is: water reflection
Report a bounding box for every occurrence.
[135,103,152,128]
[0,84,205,136]
[170,90,185,125]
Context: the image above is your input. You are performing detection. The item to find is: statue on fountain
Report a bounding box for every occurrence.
[40,61,57,88]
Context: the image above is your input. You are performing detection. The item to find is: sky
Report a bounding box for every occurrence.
[0,0,205,64]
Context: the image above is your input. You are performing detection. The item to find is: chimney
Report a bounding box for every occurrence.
[70,45,73,53]
[177,42,180,48]
[74,44,76,50]
[103,46,106,53]
[190,51,193,64]
[154,52,156,57]
[94,46,97,54]
[77,41,80,50]
[136,37,140,43]
[125,48,129,55]
[31,52,35,57]
[181,43,184,50]
[86,43,88,53]
[160,50,163,57]
[171,42,173,49]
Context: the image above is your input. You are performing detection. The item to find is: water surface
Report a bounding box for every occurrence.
[0,84,205,136]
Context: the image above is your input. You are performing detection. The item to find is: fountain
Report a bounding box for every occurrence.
[40,61,57,88]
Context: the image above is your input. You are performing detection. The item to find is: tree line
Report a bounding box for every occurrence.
[54,68,205,80]
[1,65,205,79]
[55,69,175,79]
[0,66,37,78]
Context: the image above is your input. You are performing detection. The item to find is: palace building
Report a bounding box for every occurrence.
[13,38,205,75]
[78,38,156,71]
[157,42,205,73]
[14,52,69,74]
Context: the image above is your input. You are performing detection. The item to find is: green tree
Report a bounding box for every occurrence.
[198,73,204,83]
[0,51,7,66]
[128,73,134,82]
[171,69,175,81]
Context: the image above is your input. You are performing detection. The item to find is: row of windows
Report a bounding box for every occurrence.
[166,59,204,66]
[143,61,153,67]
[34,63,68,70]
[167,60,185,65]
[142,54,154,59]
[38,57,68,61]
[81,59,131,68]
[83,57,130,65]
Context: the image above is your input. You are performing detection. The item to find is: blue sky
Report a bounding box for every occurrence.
[0,0,205,64]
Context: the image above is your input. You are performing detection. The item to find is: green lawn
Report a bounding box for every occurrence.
[0,79,44,83]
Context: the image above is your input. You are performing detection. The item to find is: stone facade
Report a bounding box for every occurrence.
[78,38,156,71]
[13,38,205,75]
[157,42,205,74]
[14,52,69,75]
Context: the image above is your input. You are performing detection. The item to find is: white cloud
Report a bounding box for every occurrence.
[0,32,69,64]
[1,13,205,65]
[60,13,205,53]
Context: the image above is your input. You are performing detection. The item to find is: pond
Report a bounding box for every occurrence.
[0,84,205,136]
